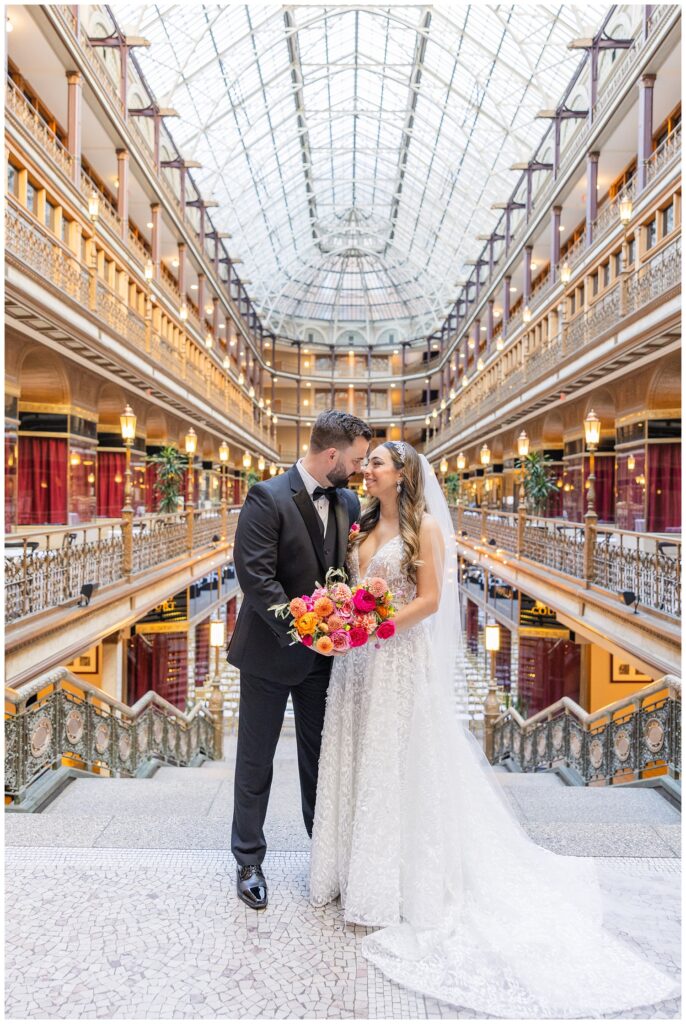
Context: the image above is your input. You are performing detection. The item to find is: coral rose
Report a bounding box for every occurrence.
[348,627,368,648]
[289,597,308,619]
[377,606,389,620]
[314,635,334,655]
[330,630,350,651]
[327,614,344,632]
[301,634,313,647]
[330,582,353,603]
[313,596,335,618]
[296,612,319,636]
[376,620,396,640]
[353,588,376,613]
[366,577,388,599]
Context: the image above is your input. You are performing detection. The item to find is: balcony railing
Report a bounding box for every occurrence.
[431,234,681,451]
[491,675,681,785]
[645,123,681,187]
[6,75,74,180]
[5,668,219,805]
[5,507,241,626]
[451,505,681,620]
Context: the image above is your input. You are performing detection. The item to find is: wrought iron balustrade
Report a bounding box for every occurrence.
[5,668,218,805]
[6,75,74,179]
[593,526,681,619]
[645,123,681,187]
[491,675,681,786]
[522,516,585,579]
[130,512,188,573]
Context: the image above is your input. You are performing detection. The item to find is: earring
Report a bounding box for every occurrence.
[396,480,402,494]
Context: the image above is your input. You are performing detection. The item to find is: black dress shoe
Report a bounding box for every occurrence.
[236,864,268,909]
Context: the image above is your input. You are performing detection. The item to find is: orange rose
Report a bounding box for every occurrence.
[319,622,330,634]
[377,606,389,620]
[296,612,319,636]
[313,596,335,618]
[314,635,334,655]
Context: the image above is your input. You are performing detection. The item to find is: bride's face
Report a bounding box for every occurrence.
[363,445,401,500]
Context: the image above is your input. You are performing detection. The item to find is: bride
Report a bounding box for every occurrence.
[309,440,680,1018]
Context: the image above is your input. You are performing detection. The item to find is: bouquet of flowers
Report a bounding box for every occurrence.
[270,566,396,655]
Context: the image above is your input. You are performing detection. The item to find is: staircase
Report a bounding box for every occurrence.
[5,732,680,1020]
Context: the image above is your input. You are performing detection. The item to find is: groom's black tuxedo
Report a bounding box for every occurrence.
[228,463,361,865]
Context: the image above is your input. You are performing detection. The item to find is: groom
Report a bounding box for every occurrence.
[227,409,371,909]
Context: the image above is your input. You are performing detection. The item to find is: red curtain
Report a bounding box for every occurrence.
[518,635,580,717]
[18,436,68,525]
[145,463,157,511]
[647,443,681,532]
[128,632,188,710]
[195,618,210,687]
[594,455,615,523]
[97,452,126,518]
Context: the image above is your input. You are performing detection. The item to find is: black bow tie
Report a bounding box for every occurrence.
[312,485,337,502]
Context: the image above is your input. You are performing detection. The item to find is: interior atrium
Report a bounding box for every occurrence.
[4,3,682,1020]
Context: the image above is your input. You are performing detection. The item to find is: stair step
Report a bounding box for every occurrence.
[493,771,564,787]
[506,786,680,825]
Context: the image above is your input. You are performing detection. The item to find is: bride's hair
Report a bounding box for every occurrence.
[353,441,425,583]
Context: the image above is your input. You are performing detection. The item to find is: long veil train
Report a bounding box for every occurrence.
[359,455,680,1017]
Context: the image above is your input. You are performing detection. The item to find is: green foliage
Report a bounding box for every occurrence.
[444,472,461,503]
[146,445,189,512]
[242,469,261,490]
[522,450,558,515]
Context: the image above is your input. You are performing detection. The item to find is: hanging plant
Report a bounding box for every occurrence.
[521,451,558,515]
[146,445,189,513]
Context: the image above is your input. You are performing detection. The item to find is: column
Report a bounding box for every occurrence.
[637,74,656,193]
[212,295,220,337]
[503,275,511,337]
[177,242,186,303]
[523,246,533,307]
[401,343,407,439]
[585,152,599,246]
[66,71,82,186]
[486,298,494,355]
[116,149,128,236]
[295,343,301,456]
[101,631,127,702]
[473,318,481,361]
[366,345,372,417]
[197,273,206,325]
[550,204,561,281]
[150,203,161,275]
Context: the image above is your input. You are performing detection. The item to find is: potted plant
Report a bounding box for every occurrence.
[521,451,558,515]
[242,469,261,490]
[146,445,189,512]
[444,472,461,503]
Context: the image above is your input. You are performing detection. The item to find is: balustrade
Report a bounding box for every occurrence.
[6,76,74,179]
[5,668,218,804]
[491,675,680,785]
[645,123,681,187]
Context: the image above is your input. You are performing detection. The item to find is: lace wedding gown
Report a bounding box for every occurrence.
[309,533,680,1018]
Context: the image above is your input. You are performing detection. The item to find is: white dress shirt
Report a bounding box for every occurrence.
[296,459,331,537]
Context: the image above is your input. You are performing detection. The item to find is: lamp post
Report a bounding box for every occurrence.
[219,440,229,540]
[439,456,448,491]
[185,427,197,550]
[208,616,226,759]
[516,430,529,507]
[480,443,491,510]
[120,403,136,575]
[483,623,501,762]
[583,409,601,518]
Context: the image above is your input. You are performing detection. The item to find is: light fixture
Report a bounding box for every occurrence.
[120,404,137,441]
[258,397,264,409]
[222,356,230,370]
[87,472,95,484]
[257,455,266,473]
[627,454,636,472]
[618,196,633,226]
[522,305,532,323]
[583,409,601,448]
[560,261,571,284]
[88,190,99,223]
[248,386,255,398]
[238,372,245,386]
[205,332,213,349]
[269,462,277,476]
[621,590,639,614]
[449,388,456,400]
[440,399,446,410]
[209,618,226,649]
[70,452,81,467]
[272,415,278,424]
[144,258,154,281]
[179,303,188,321]
[480,443,491,467]
[184,427,197,455]
[425,416,431,426]
[78,582,99,607]
[219,440,230,464]
[440,458,448,475]
[461,374,468,387]
[477,358,484,371]
[456,452,466,471]
[432,408,438,419]
[517,431,529,458]
[496,338,504,351]
[242,451,252,469]
[485,624,500,652]
[146,221,153,229]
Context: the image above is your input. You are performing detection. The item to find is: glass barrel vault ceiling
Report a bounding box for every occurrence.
[112,3,602,334]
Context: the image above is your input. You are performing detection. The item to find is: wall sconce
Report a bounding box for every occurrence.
[88,190,99,223]
[627,454,636,472]
[257,456,266,472]
[619,196,633,226]
[184,427,197,456]
[456,452,466,471]
[179,303,188,322]
[560,261,571,284]
[242,451,252,469]
[269,463,277,476]
[248,386,255,399]
[425,416,431,426]
[439,458,448,475]
[522,305,532,323]
[480,443,491,467]
[205,332,213,349]
[144,258,154,281]
[517,431,529,458]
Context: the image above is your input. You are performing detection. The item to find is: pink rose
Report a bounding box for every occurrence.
[366,577,388,599]
[312,587,328,601]
[376,621,396,641]
[301,634,313,647]
[303,596,315,611]
[330,582,353,603]
[348,627,368,648]
[330,630,350,651]
[353,588,376,613]
[338,601,353,619]
[349,522,360,536]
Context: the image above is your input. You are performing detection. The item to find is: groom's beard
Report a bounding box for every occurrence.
[327,459,351,489]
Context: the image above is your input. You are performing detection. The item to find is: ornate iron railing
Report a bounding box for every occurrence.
[645,122,681,187]
[130,513,188,574]
[451,505,681,620]
[5,668,218,805]
[6,75,74,179]
[491,675,681,785]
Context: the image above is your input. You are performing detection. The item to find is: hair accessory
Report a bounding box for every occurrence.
[393,441,407,463]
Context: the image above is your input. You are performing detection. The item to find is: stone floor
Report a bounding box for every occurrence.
[5,733,682,1020]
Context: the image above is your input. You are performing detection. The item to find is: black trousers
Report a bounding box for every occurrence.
[231,661,331,866]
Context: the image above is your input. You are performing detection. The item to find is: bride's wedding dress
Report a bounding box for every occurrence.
[309,458,680,1018]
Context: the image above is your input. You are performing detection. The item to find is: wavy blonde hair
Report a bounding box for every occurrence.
[351,441,425,583]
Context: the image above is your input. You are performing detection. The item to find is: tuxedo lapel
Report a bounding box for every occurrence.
[334,493,349,567]
[292,486,327,575]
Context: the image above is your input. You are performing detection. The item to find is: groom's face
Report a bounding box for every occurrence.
[326,436,369,488]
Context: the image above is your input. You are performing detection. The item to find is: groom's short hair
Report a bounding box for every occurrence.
[309,410,372,452]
